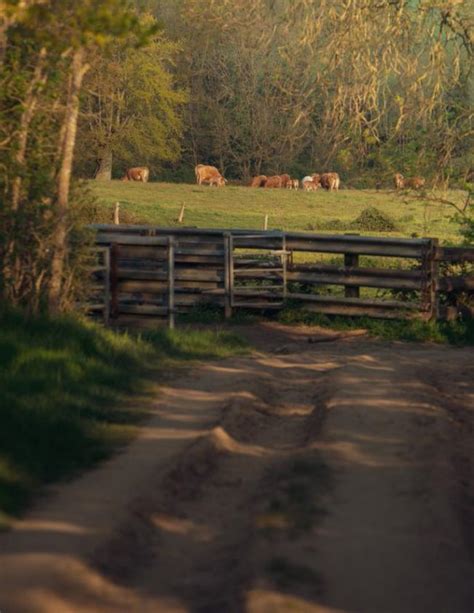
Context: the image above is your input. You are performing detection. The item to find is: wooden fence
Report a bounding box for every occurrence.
[88,225,474,327]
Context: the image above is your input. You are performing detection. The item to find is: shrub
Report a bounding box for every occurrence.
[352,207,398,232]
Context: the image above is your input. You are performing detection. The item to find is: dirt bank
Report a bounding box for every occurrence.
[0,323,473,613]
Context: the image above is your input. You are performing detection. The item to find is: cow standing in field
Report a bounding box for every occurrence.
[302,176,318,191]
[394,173,405,189]
[405,176,426,189]
[122,167,150,182]
[265,175,283,188]
[195,164,227,187]
[279,174,291,188]
[287,179,299,189]
[250,175,268,187]
[320,172,340,191]
[311,173,321,188]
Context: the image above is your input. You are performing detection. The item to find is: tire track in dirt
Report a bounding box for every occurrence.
[301,352,474,613]
[0,325,472,613]
[92,357,336,612]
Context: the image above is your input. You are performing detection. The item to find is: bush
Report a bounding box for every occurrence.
[352,206,398,232]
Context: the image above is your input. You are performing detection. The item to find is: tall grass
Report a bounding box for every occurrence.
[0,309,247,525]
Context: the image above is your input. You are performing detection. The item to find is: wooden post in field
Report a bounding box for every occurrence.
[427,238,440,320]
[178,204,185,224]
[110,243,119,318]
[167,237,175,329]
[114,202,120,225]
[264,214,269,231]
[229,233,234,311]
[103,247,111,326]
[344,233,360,299]
[224,232,233,319]
[282,234,288,300]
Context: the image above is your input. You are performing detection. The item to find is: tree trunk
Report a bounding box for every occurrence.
[11,47,47,211]
[48,47,89,313]
[0,17,10,68]
[95,147,113,180]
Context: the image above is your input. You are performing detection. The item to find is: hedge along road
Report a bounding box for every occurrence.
[0,322,473,613]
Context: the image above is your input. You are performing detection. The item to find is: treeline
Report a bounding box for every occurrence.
[147,0,473,185]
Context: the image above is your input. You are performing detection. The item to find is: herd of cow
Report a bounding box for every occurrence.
[120,164,426,191]
[194,164,341,191]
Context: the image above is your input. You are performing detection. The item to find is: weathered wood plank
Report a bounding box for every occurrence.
[288,293,420,310]
[290,263,423,279]
[286,270,422,290]
[117,245,224,261]
[436,246,474,263]
[301,303,416,320]
[117,280,220,293]
[168,237,175,329]
[96,234,170,246]
[118,304,169,315]
[437,275,474,292]
[285,238,425,258]
[117,268,224,282]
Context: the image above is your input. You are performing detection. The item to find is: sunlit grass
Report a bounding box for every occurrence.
[89,180,465,244]
[0,309,247,526]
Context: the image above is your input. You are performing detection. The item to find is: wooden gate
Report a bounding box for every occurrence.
[87,225,474,326]
[225,232,290,316]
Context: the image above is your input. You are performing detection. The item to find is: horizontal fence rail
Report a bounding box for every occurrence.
[87,225,474,326]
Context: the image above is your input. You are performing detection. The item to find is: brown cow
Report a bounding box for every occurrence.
[405,176,425,189]
[122,166,150,182]
[250,175,268,187]
[280,174,291,188]
[320,172,340,191]
[302,177,318,191]
[265,175,283,188]
[195,164,227,187]
[393,173,405,189]
[311,173,321,188]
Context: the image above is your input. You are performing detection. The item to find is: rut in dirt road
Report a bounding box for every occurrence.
[0,325,473,613]
[92,355,335,613]
[309,352,474,613]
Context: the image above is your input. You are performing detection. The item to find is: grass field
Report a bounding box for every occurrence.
[89,180,468,244]
[0,309,247,526]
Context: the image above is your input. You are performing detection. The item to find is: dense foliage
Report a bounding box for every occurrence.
[0,2,182,312]
[148,0,473,185]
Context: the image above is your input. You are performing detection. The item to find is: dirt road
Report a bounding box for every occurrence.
[1,323,473,613]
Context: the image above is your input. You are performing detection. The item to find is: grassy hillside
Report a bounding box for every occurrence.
[0,310,247,526]
[90,180,466,244]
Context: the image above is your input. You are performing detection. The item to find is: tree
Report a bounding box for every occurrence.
[76,16,186,181]
[0,0,154,312]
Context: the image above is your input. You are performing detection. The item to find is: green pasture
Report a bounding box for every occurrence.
[89,181,466,244]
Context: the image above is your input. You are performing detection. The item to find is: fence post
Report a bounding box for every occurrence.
[110,244,119,319]
[282,234,288,300]
[168,237,175,330]
[114,202,120,225]
[224,232,233,319]
[427,238,440,320]
[343,234,360,298]
[103,247,111,325]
